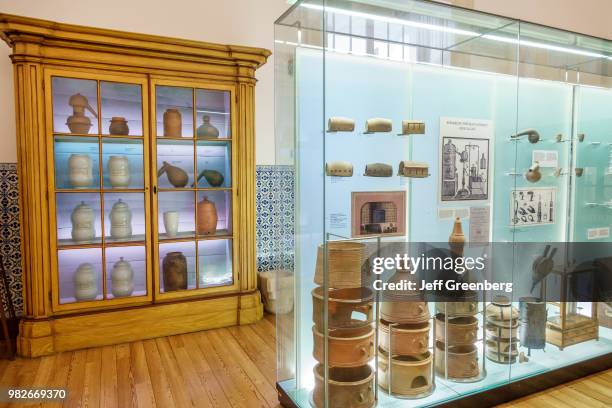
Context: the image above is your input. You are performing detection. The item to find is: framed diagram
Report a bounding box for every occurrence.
[351,191,406,238]
[510,187,556,227]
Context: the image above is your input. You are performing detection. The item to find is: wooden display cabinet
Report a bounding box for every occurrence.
[0,14,270,357]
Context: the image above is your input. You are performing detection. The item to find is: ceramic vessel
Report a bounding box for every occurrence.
[111,257,134,297]
[435,315,478,346]
[363,163,392,177]
[397,161,429,178]
[108,155,130,188]
[525,162,542,183]
[74,263,98,301]
[196,169,224,187]
[312,325,375,367]
[378,348,433,397]
[109,199,132,239]
[326,161,354,177]
[162,251,188,291]
[327,117,355,132]
[435,342,479,380]
[312,287,373,330]
[163,108,182,137]
[312,364,374,408]
[71,201,95,242]
[68,154,93,188]
[109,116,129,135]
[197,196,218,235]
[314,242,368,288]
[163,211,179,238]
[449,217,466,257]
[381,301,430,324]
[364,118,392,133]
[486,295,519,322]
[378,321,429,356]
[66,93,97,134]
[197,115,220,138]
[399,120,426,135]
[158,161,189,188]
[486,339,518,364]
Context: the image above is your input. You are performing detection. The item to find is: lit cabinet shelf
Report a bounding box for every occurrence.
[0,13,270,357]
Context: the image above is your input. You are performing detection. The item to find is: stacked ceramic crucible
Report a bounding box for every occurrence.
[311,241,376,408]
[485,295,519,364]
[378,268,434,398]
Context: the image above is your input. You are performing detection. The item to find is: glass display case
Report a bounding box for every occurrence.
[274,1,612,406]
[0,13,269,356]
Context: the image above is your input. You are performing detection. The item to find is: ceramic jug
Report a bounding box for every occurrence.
[163,108,182,137]
[196,115,220,138]
[110,199,132,239]
[111,257,134,297]
[525,162,542,183]
[158,161,189,188]
[71,201,95,242]
[163,211,179,238]
[197,196,218,235]
[162,251,188,291]
[66,93,98,134]
[108,155,130,188]
[195,169,224,187]
[68,153,93,188]
[109,116,129,135]
[74,263,98,301]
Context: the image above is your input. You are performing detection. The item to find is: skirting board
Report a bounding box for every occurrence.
[17,290,263,357]
[276,352,612,407]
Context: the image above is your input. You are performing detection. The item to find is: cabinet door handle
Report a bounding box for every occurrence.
[153,185,157,194]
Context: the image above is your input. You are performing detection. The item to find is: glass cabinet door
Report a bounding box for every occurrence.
[152,81,236,298]
[48,72,151,310]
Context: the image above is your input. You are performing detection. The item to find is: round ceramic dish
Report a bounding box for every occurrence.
[312,325,375,367]
[435,301,478,317]
[381,301,430,324]
[314,242,368,288]
[378,348,434,398]
[434,342,480,380]
[312,364,375,408]
[435,315,478,346]
[312,287,374,330]
[378,320,430,355]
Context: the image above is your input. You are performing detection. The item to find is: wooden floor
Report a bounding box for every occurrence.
[0,314,610,407]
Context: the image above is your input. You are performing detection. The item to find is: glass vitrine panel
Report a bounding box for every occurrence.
[52,77,99,135]
[195,89,231,138]
[154,83,235,295]
[198,239,233,287]
[100,81,144,136]
[155,86,194,138]
[50,74,150,309]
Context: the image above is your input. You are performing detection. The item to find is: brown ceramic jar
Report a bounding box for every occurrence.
[163,108,182,137]
[197,196,218,235]
[162,251,188,292]
[109,116,129,135]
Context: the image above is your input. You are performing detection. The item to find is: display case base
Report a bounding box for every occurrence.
[276,352,612,408]
[16,290,263,357]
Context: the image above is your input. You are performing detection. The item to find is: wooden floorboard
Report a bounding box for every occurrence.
[0,313,609,407]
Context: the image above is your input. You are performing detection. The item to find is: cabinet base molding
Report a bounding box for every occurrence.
[17,291,263,357]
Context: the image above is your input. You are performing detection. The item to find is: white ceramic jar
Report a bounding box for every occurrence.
[68,153,93,188]
[74,263,98,301]
[111,257,134,297]
[109,199,132,239]
[108,155,130,188]
[71,201,95,242]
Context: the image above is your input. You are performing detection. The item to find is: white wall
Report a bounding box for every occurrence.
[0,0,610,165]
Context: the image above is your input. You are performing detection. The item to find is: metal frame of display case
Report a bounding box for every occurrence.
[0,13,270,357]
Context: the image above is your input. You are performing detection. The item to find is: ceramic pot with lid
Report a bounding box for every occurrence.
[74,263,98,301]
[109,117,129,135]
[109,199,132,239]
[108,155,130,188]
[71,201,96,242]
[111,257,134,297]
